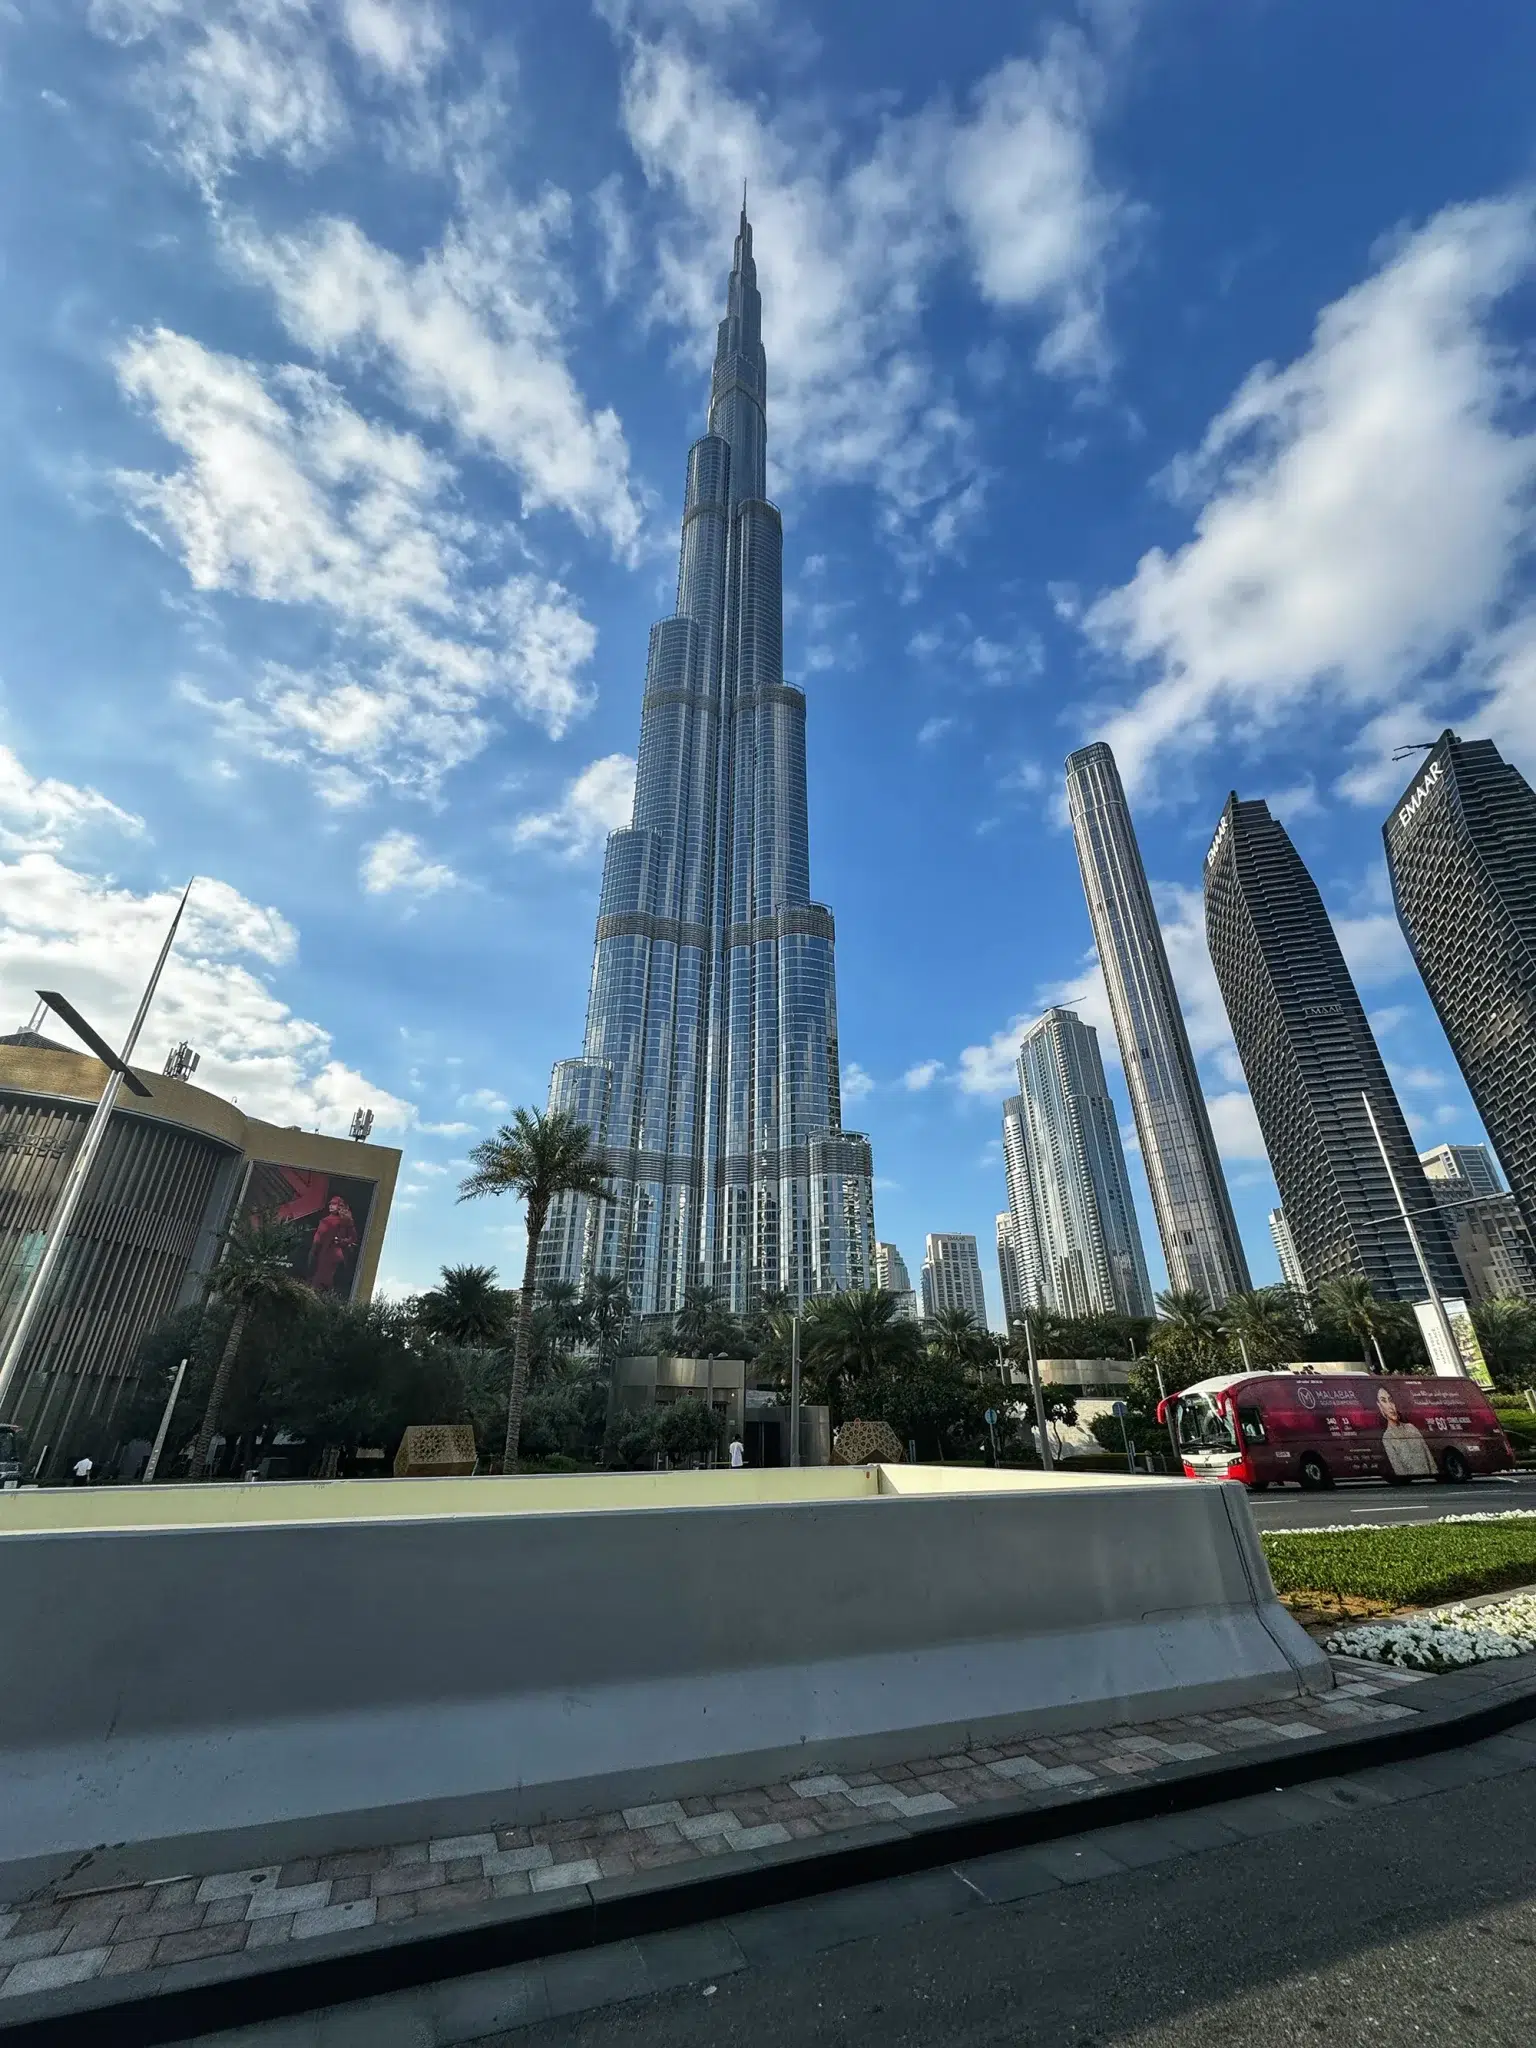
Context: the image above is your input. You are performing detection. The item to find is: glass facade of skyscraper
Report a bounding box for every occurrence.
[1066,742,1249,1304]
[541,212,874,1313]
[1205,796,1461,1302]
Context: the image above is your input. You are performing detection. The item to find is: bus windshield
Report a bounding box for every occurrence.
[1175,1394,1236,1453]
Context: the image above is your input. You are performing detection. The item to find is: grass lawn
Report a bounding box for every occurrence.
[1263,1519,1536,1609]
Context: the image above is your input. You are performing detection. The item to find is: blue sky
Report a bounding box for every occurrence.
[1,0,1533,1317]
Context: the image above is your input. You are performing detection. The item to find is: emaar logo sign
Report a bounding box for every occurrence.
[1205,812,1231,867]
[1396,759,1443,835]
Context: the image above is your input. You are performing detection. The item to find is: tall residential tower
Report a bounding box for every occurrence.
[1204,797,1461,1301]
[1385,733,1536,1245]
[920,1234,990,1327]
[541,211,874,1312]
[1003,1008,1154,1320]
[1066,743,1250,1303]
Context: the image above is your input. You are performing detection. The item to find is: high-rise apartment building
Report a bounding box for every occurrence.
[1003,1009,1154,1320]
[1267,1207,1308,1298]
[873,1241,919,1319]
[1420,1143,1505,1200]
[1204,797,1461,1302]
[920,1234,990,1327]
[1066,743,1250,1304]
[540,211,874,1312]
[996,1212,1027,1328]
[1419,1148,1536,1306]
[1386,732,1536,1244]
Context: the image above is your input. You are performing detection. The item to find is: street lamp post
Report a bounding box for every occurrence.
[1360,1092,1466,1378]
[789,1313,801,1468]
[0,883,193,1424]
[1024,1312,1054,1474]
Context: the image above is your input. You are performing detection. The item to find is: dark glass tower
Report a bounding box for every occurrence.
[1204,796,1462,1302]
[540,211,875,1314]
[1066,742,1250,1304]
[1385,732,1536,1246]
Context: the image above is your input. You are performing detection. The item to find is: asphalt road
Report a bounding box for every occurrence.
[1247,1470,1536,1530]
[506,1759,1536,2048]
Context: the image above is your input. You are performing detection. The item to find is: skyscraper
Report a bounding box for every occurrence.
[920,1234,990,1327]
[1267,1206,1308,1298]
[1204,796,1461,1301]
[873,1241,919,1320]
[1004,1008,1154,1320]
[541,211,875,1313]
[1066,743,1250,1304]
[1420,1143,1506,1199]
[1419,1148,1536,1306]
[1385,733,1536,1244]
[996,1212,1027,1328]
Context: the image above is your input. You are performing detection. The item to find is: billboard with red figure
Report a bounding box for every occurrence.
[244,1162,376,1300]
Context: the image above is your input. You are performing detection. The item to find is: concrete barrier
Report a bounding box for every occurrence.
[0,1467,1328,1898]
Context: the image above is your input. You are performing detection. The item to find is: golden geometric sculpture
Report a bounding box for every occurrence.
[831,1417,905,1466]
[393,1424,479,1477]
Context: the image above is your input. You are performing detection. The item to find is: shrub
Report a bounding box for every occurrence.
[1262,1521,1536,1606]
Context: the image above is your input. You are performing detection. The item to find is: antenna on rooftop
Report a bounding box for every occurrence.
[163,1041,200,1081]
[349,1107,375,1143]
[1390,742,1438,761]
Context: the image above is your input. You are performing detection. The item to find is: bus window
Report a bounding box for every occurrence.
[1237,1406,1267,1445]
[1176,1394,1236,1453]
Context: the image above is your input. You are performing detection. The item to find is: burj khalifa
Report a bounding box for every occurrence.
[539,209,876,1314]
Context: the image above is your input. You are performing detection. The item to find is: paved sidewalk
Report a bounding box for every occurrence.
[0,1661,1417,2003]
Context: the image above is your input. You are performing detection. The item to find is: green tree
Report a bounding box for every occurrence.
[802,1287,924,1423]
[1472,1297,1536,1391]
[858,1352,991,1461]
[1314,1275,1394,1372]
[190,1214,310,1478]
[457,1109,613,1471]
[583,1273,634,1370]
[672,1284,743,1357]
[264,1298,465,1453]
[416,1264,508,1348]
[1221,1285,1306,1367]
[925,1306,992,1370]
[1145,1287,1227,1400]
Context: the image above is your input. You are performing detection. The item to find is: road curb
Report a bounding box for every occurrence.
[7,1663,1536,2046]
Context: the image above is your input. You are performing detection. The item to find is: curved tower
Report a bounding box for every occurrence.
[541,210,875,1313]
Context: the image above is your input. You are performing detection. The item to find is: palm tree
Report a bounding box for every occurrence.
[458,1109,612,1471]
[583,1273,633,1371]
[191,1214,308,1479]
[1221,1285,1305,1368]
[1472,1297,1536,1390]
[1315,1275,1391,1371]
[673,1284,742,1357]
[925,1306,990,1370]
[540,1277,589,1361]
[804,1287,923,1416]
[417,1263,508,1348]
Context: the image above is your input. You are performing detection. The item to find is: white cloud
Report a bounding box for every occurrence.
[612,14,1127,564]
[841,1060,874,1103]
[1205,1089,1268,1163]
[903,1058,944,1092]
[458,1086,509,1114]
[1333,910,1413,987]
[114,328,597,791]
[947,29,1127,378]
[916,717,956,746]
[233,205,646,560]
[340,0,446,85]
[512,754,636,859]
[0,850,412,1133]
[1085,195,1536,795]
[0,745,144,853]
[359,828,458,896]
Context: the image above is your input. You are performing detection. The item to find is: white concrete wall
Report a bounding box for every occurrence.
[0,1472,1328,1898]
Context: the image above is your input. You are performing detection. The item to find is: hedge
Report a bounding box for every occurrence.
[1262,1521,1536,1606]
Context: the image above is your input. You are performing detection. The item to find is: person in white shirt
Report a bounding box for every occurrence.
[72,1455,93,1486]
[728,1437,745,1469]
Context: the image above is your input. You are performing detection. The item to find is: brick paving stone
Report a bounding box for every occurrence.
[2,1949,110,1996]
[196,1868,280,1904]
[632,1844,698,1870]
[101,1938,158,1978]
[844,1771,885,1787]
[321,1848,390,1881]
[784,1816,823,1841]
[484,1845,553,1876]
[278,1859,319,1886]
[492,1873,533,1898]
[444,1857,484,1882]
[58,1909,125,1951]
[8,1906,64,1936]
[429,1833,498,1862]
[328,1876,371,1906]
[726,1822,792,1851]
[375,1896,417,1924]
[136,1905,206,1940]
[246,1917,296,1949]
[622,1802,686,1830]
[154,1924,249,1967]
[372,1863,446,1897]
[0,1914,13,1942]
[389,1842,430,1866]
[678,1812,734,1842]
[494,1825,535,1849]
[147,1878,199,1908]
[531,1860,600,1892]
[598,1852,637,1878]
[293,1900,378,1940]
[248,1882,330,1920]
[0,1932,66,1967]
[553,1838,608,1862]
[681,1796,715,1818]
[415,1880,493,1917]
[200,1899,252,1928]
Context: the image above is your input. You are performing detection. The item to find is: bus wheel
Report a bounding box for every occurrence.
[1299,1453,1332,1491]
[1440,1447,1471,1484]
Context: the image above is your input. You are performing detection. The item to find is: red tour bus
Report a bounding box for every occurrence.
[1158,1371,1513,1490]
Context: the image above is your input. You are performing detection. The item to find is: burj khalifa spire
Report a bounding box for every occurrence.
[540,209,876,1314]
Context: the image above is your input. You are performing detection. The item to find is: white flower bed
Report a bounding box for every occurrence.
[1267,1509,1536,1539]
[1326,1591,1536,1672]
